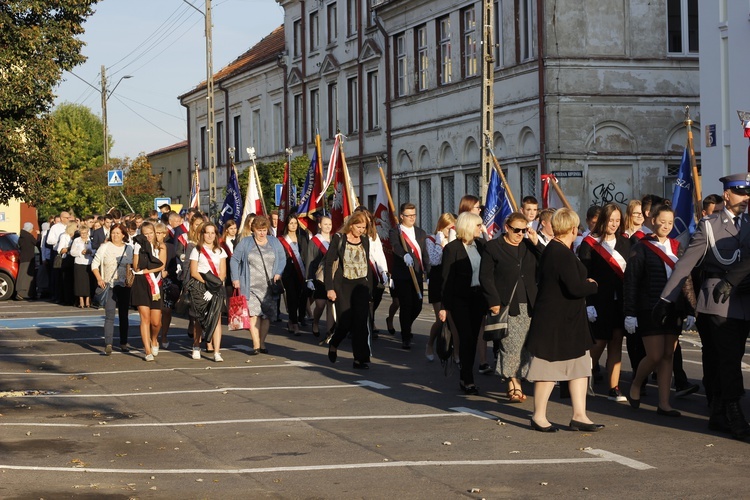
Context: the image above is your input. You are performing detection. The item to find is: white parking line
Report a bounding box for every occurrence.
[0,449,653,473]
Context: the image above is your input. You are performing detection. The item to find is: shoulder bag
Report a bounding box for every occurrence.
[483,281,517,342]
[254,236,285,296]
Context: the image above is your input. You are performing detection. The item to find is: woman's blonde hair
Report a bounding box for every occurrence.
[65,221,78,237]
[454,212,482,243]
[551,208,580,237]
[240,215,255,239]
[434,212,456,234]
[623,200,642,233]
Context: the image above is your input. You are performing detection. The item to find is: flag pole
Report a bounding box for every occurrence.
[548,174,573,210]
[378,166,421,299]
[338,134,360,208]
[484,133,518,211]
[684,106,702,222]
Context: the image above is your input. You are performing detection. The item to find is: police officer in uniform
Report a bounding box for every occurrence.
[655,172,750,441]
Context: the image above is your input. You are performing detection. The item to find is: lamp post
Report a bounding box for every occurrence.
[100,66,132,166]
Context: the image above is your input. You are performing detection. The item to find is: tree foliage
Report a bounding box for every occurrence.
[119,154,164,216]
[0,0,99,205]
[236,155,312,214]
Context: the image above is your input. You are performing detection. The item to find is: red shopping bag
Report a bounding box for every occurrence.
[228,289,251,331]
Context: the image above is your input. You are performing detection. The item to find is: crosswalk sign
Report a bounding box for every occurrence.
[108,169,124,187]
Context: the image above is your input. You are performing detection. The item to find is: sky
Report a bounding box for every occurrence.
[54,0,284,160]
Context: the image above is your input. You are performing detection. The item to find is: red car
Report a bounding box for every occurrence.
[0,232,19,300]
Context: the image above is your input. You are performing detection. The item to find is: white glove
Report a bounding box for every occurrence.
[203,290,213,301]
[381,271,389,284]
[586,306,598,323]
[132,269,144,275]
[404,254,414,267]
[684,315,696,331]
[306,280,316,291]
[624,316,638,335]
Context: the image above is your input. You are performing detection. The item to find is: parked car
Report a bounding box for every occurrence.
[0,232,19,300]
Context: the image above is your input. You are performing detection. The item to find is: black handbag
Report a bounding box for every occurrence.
[483,281,517,342]
[254,235,285,297]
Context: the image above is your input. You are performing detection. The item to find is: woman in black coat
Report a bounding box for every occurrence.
[526,208,600,432]
[279,215,309,335]
[480,212,543,403]
[439,212,487,395]
[577,202,630,403]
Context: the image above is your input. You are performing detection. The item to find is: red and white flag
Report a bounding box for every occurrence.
[374,167,397,271]
[241,162,266,229]
[541,173,565,210]
[189,170,200,210]
[328,135,358,233]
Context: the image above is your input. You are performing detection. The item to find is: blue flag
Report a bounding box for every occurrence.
[669,148,695,239]
[218,165,243,234]
[483,168,513,237]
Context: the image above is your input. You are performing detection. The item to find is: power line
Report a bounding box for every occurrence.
[116,93,186,121]
[112,95,184,141]
[128,16,203,75]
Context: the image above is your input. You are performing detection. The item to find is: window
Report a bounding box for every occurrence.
[367,71,379,130]
[293,94,303,145]
[441,176,455,214]
[416,25,429,91]
[252,109,261,156]
[327,3,338,44]
[309,11,320,51]
[233,115,241,160]
[437,16,452,85]
[398,181,410,209]
[395,33,407,97]
[310,88,320,140]
[347,0,357,36]
[461,7,477,78]
[367,194,376,213]
[518,0,534,61]
[216,121,224,166]
[200,125,206,169]
[465,172,480,197]
[419,178,433,230]
[293,19,302,58]
[273,103,284,152]
[494,0,503,67]
[347,76,358,134]
[521,165,537,198]
[667,0,698,55]
[328,83,338,138]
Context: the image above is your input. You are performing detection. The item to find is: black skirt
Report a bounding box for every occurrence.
[73,263,93,297]
[130,274,164,309]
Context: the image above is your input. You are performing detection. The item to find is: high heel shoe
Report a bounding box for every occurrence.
[627,394,641,409]
[386,317,396,336]
[656,407,681,417]
[328,347,337,363]
[530,419,559,433]
[569,420,605,432]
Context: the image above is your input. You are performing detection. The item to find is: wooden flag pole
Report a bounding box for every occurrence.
[684,106,702,222]
[548,175,573,210]
[378,166,422,299]
[484,133,518,211]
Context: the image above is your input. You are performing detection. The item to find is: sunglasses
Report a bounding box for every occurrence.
[507,226,528,234]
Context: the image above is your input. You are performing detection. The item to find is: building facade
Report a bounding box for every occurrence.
[147,140,189,206]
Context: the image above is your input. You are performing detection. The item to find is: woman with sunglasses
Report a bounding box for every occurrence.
[480,212,543,403]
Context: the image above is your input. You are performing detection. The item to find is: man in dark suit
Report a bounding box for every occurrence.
[16,222,37,300]
[657,172,750,441]
[389,202,429,350]
[91,213,114,251]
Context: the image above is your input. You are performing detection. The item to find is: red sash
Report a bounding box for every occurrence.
[221,240,233,259]
[642,238,679,270]
[177,233,188,249]
[278,237,304,281]
[400,229,423,271]
[167,225,175,238]
[631,230,646,241]
[582,235,625,280]
[200,246,220,276]
[145,247,162,300]
[311,235,328,255]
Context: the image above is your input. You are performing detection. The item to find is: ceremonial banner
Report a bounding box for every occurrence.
[277,156,293,235]
[483,168,513,238]
[297,134,324,233]
[218,165,242,233]
[240,162,266,229]
[375,167,397,271]
[189,170,200,210]
[541,173,564,209]
[669,147,696,240]
[327,135,358,233]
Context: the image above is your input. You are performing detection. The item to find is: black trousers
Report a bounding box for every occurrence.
[393,276,423,342]
[451,288,485,386]
[281,273,306,324]
[696,314,750,402]
[330,278,371,363]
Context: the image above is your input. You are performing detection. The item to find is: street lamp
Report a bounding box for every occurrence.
[101,67,132,166]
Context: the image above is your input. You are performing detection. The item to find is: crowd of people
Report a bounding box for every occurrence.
[13,171,750,441]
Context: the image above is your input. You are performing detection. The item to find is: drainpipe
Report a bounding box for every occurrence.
[301,0,308,152]
[277,54,289,151]
[181,99,192,202]
[219,82,230,183]
[373,14,392,190]
[536,0,546,175]
[357,0,364,201]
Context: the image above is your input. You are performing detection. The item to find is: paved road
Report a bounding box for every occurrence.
[0,297,748,499]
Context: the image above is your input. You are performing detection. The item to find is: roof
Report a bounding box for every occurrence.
[179,25,285,99]
[147,140,188,158]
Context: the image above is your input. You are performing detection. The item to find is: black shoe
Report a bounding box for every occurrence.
[708,399,730,432]
[459,381,478,395]
[725,401,750,441]
[478,363,492,375]
[675,383,700,398]
[120,344,130,353]
[656,407,681,417]
[258,348,269,354]
[328,348,337,363]
[627,394,641,410]
[530,419,559,433]
[353,361,369,370]
[248,349,259,356]
[569,420,605,432]
[402,340,411,350]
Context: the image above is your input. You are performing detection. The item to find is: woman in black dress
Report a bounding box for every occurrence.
[280,214,309,335]
[131,222,166,361]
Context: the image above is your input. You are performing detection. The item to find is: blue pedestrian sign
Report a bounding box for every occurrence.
[108,169,124,187]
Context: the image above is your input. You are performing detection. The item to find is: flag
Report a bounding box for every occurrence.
[318,135,340,202]
[189,170,200,210]
[374,167,397,271]
[296,134,324,233]
[483,168,513,238]
[329,136,358,233]
[218,165,242,234]
[240,162,266,229]
[277,157,293,235]
[669,147,696,240]
[541,174,565,209]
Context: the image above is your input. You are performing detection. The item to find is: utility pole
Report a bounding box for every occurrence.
[205,0,216,213]
[101,65,109,166]
[480,0,495,199]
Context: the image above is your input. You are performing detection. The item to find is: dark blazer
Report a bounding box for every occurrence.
[324,232,371,295]
[480,236,543,316]
[281,233,309,282]
[389,225,429,281]
[526,239,599,362]
[577,233,630,312]
[18,229,37,263]
[440,238,486,312]
[306,234,329,281]
[91,227,107,251]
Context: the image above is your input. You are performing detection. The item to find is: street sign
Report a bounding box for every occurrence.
[154,197,171,211]
[550,171,583,178]
[705,124,716,147]
[107,169,124,187]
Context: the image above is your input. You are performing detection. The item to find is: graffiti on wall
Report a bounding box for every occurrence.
[591,182,629,206]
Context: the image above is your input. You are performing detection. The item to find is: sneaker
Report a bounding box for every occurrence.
[675,383,700,398]
[151,345,159,357]
[144,354,155,362]
[105,344,112,356]
[192,348,201,360]
[478,363,493,375]
[608,387,627,402]
[213,352,223,362]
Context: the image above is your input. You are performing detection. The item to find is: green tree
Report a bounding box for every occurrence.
[119,154,164,216]
[237,155,311,214]
[0,0,99,205]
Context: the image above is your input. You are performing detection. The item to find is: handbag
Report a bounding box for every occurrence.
[228,288,251,331]
[124,265,135,287]
[93,285,110,308]
[174,285,191,316]
[483,281,518,342]
[254,235,285,297]
[53,254,64,269]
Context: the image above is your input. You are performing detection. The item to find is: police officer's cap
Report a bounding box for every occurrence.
[719,172,750,193]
